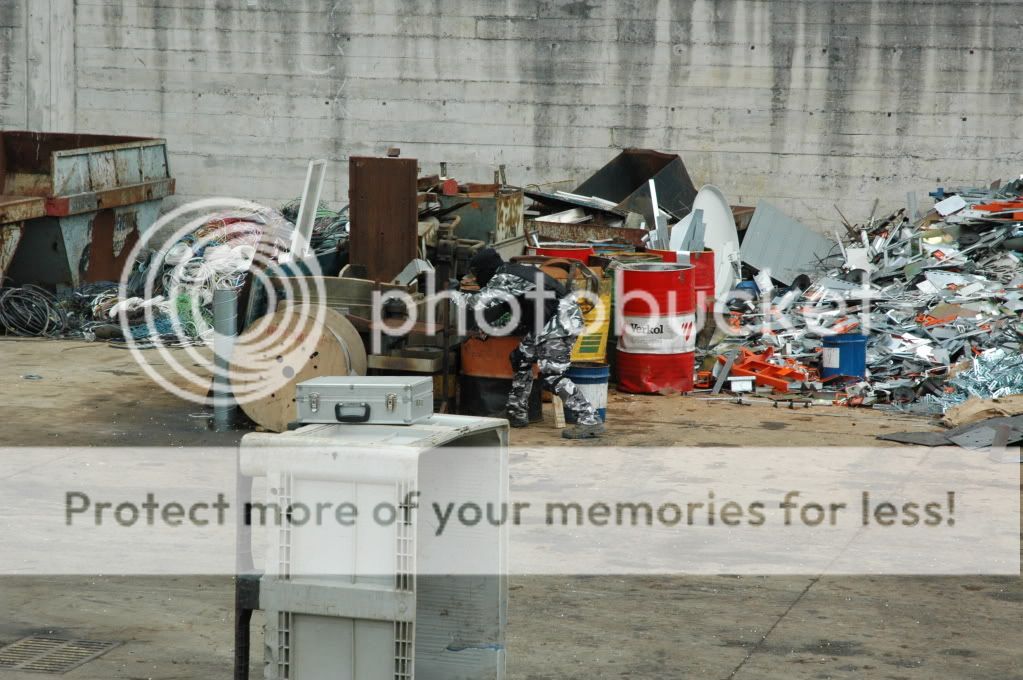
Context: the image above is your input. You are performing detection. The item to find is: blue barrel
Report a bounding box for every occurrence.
[735,280,760,297]
[565,363,609,422]
[822,334,867,379]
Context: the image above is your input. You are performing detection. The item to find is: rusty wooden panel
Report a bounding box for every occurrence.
[348,156,417,282]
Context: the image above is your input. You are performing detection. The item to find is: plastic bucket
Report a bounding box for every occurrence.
[614,262,697,394]
[821,333,867,379]
[565,362,609,422]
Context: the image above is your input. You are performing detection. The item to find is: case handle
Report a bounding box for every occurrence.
[334,402,371,423]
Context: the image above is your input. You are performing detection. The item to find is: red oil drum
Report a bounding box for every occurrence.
[687,249,715,311]
[645,248,678,263]
[614,262,697,394]
[535,244,594,263]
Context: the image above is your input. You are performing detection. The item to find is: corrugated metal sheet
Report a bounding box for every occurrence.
[740,200,836,285]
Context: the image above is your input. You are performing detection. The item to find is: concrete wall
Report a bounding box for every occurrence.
[3,0,1022,227]
[0,0,27,129]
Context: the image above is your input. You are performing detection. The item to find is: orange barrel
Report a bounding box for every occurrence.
[459,335,542,420]
[614,262,697,394]
[685,249,715,311]
[460,335,522,378]
[646,248,678,263]
[535,244,594,263]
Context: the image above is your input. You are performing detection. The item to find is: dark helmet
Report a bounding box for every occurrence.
[468,248,504,287]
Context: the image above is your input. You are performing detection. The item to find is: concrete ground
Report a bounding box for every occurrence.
[0,338,1020,679]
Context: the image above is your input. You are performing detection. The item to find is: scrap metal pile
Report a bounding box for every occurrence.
[0,201,347,345]
[5,139,1023,419]
[714,178,1023,413]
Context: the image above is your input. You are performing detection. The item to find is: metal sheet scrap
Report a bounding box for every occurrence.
[712,177,1023,412]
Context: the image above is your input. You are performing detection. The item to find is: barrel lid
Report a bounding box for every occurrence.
[621,262,694,272]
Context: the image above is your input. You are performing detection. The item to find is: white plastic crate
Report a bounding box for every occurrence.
[240,414,509,680]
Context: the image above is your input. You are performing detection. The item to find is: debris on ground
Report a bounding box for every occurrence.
[940,394,1023,428]
[707,177,1023,414]
[5,142,1023,430]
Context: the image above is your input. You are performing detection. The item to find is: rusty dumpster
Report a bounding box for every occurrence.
[0,131,175,287]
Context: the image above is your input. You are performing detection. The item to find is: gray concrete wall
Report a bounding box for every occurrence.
[3,0,1022,227]
[0,0,26,129]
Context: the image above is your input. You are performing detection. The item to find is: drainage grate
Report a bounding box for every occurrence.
[0,636,120,674]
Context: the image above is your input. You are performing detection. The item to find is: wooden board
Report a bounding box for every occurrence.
[231,306,367,432]
[348,156,417,282]
[550,396,566,429]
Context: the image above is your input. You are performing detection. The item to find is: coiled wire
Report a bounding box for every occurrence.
[0,285,68,337]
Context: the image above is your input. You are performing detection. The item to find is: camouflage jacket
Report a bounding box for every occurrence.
[454,269,583,340]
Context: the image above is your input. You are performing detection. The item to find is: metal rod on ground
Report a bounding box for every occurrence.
[213,287,239,431]
[712,348,738,395]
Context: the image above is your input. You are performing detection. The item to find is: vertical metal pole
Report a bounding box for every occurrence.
[906,191,919,224]
[213,287,239,431]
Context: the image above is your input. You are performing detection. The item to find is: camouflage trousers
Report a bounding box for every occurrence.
[507,333,601,426]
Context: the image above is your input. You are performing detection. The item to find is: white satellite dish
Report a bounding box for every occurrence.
[669,185,739,298]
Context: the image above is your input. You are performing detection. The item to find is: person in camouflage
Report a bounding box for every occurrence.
[456,248,604,439]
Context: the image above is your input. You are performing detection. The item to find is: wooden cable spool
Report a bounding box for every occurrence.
[231,305,366,432]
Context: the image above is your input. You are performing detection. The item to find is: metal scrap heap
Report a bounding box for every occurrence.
[716,178,1023,412]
